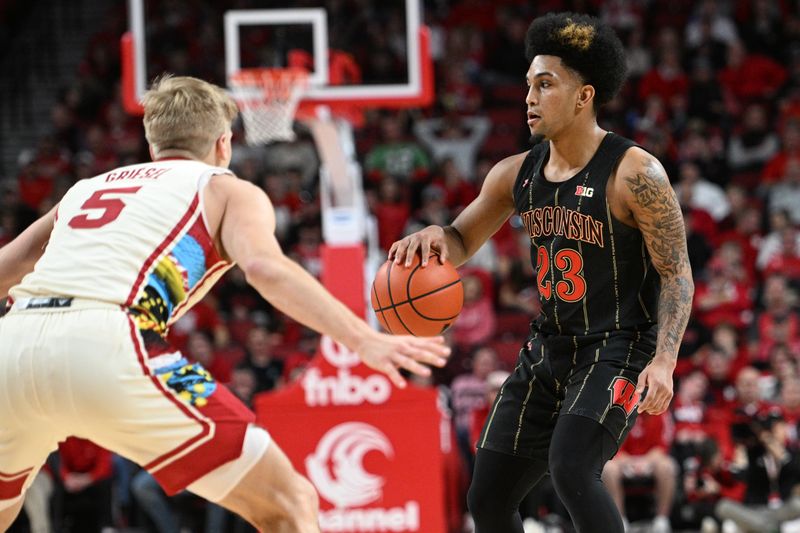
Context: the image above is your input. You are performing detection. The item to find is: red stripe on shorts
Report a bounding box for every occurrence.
[125,194,200,306]
[0,467,32,500]
[126,316,253,495]
[126,316,211,469]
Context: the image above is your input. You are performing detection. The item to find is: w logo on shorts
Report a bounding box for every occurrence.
[608,376,640,417]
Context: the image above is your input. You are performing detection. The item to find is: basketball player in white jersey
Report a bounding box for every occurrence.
[0,76,450,533]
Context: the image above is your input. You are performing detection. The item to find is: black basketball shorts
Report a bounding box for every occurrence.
[478,327,657,461]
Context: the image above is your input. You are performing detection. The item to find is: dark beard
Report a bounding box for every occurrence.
[529,133,546,146]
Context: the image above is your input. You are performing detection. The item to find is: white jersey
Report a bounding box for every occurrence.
[11,159,234,332]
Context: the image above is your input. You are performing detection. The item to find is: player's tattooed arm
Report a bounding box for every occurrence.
[623,154,694,361]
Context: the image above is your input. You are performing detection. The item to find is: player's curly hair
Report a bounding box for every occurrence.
[525,12,627,108]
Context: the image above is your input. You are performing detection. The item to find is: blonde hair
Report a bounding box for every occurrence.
[142,75,239,158]
[557,20,596,51]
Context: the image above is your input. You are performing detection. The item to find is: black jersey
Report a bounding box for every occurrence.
[513,132,660,336]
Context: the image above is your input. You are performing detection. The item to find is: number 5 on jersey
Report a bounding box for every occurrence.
[536,246,587,303]
[68,187,142,229]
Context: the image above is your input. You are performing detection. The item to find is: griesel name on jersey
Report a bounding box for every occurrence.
[105,167,171,182]
[520,206,605,248]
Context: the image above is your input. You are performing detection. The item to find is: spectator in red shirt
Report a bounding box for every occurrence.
[602,412,678,533]
[673,370,713,447]
[451,346,500,441]
[638,48,689,114]
[693,248,753,331]
[57,438,113,532]
[371,175,410,253]
[704,346,739,408]
[682,438,746,531]
[716,204,762,280]
[469,369,510,454]
[780,377,800,444]
[430,158,479,213]
[718,41,787,107]
[752,275,800,364]
[764,227,800,282]
[167,298,225,352]
[450,270,497,349]
[451,346,499,472]
[761,121,800,185]
[16,156,55,212]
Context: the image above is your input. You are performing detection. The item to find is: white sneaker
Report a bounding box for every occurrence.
[701,516,719,533]
[721,519,744,533]
[522,517,546,533]
[652,515,672,533]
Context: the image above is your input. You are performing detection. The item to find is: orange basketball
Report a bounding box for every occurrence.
[370,253,464,336]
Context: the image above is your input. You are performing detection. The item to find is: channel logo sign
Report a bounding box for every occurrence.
[306,422,420,531]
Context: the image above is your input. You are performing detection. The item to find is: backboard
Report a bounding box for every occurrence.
[122,0,433,116]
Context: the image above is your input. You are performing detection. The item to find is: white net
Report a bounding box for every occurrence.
[229,68,309,145]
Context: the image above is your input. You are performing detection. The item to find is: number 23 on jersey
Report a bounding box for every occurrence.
[536,246,587,303]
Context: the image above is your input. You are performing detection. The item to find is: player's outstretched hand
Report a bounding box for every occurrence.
[636,357,675,415]
[356,332,451,388]
[389,225,448,268]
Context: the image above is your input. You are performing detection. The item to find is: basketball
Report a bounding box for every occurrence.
[370,253,464,336]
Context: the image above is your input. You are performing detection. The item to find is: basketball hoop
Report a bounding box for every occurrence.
[229,67,309,145]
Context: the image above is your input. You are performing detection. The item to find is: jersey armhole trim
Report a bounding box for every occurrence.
[197,168,233,237]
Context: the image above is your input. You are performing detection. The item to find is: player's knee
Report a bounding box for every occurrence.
[251,473,318,529]
[549,448,579,487]
[467,478,506,521]
[295,475,320,516]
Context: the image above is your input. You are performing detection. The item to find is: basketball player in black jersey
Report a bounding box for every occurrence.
[390,12,693,533]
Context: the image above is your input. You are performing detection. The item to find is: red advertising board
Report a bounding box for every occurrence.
[255,245,447,533]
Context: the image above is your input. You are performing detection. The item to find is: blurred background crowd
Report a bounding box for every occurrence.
[5,0,800,531]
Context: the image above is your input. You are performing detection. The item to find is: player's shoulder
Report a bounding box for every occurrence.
[206,171,266,202]
[616,146,668,183]
[487,150,532,181]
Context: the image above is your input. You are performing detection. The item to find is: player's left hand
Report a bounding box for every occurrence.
[356,331,451,389]
[636,356,675,415]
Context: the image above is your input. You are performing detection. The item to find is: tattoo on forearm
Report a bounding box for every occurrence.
[625,157,694,359]
[657,276,693,357]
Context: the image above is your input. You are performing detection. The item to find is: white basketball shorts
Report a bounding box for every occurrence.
[0,299,270,510]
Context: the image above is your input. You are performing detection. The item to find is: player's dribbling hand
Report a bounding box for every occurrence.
[636,356,675,415]
[389,225,448,268]
[356,332,451,388]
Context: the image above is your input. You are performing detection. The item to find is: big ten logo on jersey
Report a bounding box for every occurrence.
[575,185,594,197]
[306,422,420,532]
[302,336,391,407]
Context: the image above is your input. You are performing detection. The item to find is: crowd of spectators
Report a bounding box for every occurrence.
[9,0,800,531]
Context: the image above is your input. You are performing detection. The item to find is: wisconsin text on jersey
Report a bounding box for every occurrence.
[520,205,605,247]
